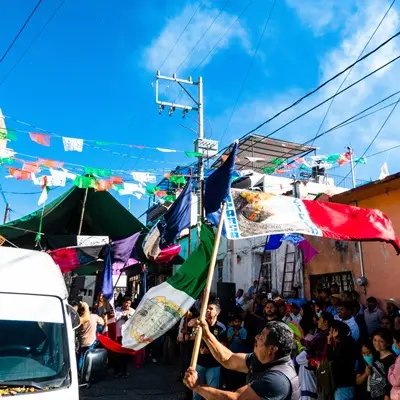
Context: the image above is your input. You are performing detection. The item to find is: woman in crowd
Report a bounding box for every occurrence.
[394,315,400,332]
[300,302,317,342]
[388,329,400,399]
[369,329,396,400]
[381,316,394,331]
[327,320,358,400]
[356,341,375,400]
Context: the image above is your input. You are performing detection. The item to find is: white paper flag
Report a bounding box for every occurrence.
[379,162,389,180]
[38,188,48,206]
[118,183,146,196]
[131,172,156,184]
[62,137,83,152]
[133,193,143,199]
[156,148,176,153]
[50,169,67,187]
[245,156,265,163]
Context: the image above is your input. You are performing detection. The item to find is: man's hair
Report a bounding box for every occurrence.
[338,300,355,311]
[320,311,334,327]
[265,300,276,307]
[237,289,244,294]
[265,321,294,358]
[331,320,351,339]
[321,287,331,295]
[393,329,400,343]
[373,329,393,346]
[123,296,132,302]
[208,301,221,314]
[367,296,377,303]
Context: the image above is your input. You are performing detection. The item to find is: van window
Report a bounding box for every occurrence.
[0,293,69,390]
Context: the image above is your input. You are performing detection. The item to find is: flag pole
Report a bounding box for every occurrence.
[190,202,226,369]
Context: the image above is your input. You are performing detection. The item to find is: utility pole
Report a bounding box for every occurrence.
[155,71,207,220]
[348,146,366,288]
[3,203,10,224]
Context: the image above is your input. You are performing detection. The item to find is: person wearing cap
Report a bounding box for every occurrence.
[326,294,340,317]
[387,298,400,319]
[364,296,385,336]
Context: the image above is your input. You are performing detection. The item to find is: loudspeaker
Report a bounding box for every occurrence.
[217,282,236,324]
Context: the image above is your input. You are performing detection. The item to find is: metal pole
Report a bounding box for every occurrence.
[3,203,10,224]
[198,76,204,219]
[348,146,366,280]
[78,188,89,235]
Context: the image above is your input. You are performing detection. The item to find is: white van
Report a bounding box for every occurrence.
[0,247,104,398]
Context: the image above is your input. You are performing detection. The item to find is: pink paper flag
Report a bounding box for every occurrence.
[29,132,51,147]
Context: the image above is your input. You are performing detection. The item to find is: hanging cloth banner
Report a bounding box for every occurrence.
[223,189,400,253]
[29,132,51,147]
[62,137,83,152]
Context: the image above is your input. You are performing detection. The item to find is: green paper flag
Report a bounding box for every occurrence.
[146,185,160,195]
[114,184,125,191]
[95,141,114,146]
[0,129,17,141]
[185,151,203,157]
[271,158,285,166]
[355,157,367,164]
[169,175,186,185]
[299,164,309,170]
[262,167,276,174]
[0,157,13,165]
[74,176,97,189]
[164,194,176,202]
[325,154,341,163]
[84,166,112,177]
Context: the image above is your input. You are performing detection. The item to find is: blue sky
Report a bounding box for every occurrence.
[0,0,399,223]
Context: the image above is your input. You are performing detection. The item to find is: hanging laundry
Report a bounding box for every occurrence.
[50,169,67,187]
[379,162,389,180]
[29,132,51,147]
[22,162,40,173]
[131,171,156,184]
[62,137,83,152]
[156,148,176,153]
[38,158,64,169]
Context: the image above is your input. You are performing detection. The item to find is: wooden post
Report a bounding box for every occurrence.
[78,188,89,235]
[3,203,10,224]
[190,202,226,369]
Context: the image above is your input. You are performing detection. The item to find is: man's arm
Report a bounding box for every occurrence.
[184,367,260,400]
[79,302,90,325]
[200,320,248,373]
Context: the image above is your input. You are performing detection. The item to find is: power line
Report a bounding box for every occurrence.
[158,0,206,72]
[219,0,276,144]
[242,28,400,138]
[337,94,400,186]
[366,143,400,158]
[0,0,43,63]
[310,0,396,146]
[0,0,66,89]
[191,0,253,75]
[175,0,231,73]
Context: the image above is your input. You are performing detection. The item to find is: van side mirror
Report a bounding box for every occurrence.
[66,304,81,330]
[80,348,108,386]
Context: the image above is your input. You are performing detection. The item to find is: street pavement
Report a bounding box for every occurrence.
[80,360,186,400]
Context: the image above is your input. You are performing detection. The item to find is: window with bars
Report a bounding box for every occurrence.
[309,271,354,296]
[260,251,272,291]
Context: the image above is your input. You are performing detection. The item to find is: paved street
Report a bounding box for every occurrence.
[80,361,186,400]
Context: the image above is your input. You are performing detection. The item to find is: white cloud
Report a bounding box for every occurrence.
[143,3,252,74]
[285,0,356,36]
[215,0,400,182]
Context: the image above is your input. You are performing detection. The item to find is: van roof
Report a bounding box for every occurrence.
[0,247,68,299]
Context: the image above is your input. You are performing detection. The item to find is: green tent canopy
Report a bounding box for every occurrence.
[0,186,147,249]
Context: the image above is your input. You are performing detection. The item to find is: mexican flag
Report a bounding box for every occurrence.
[122,223,215,350]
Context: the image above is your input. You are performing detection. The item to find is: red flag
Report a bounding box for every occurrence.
[29,132,51,147]
[110,176,123,184]
[96,179,113,191]
[38,158,64,169]
[97,334,136,355]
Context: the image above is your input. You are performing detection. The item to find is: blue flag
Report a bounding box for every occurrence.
[205,142,238,223]
[265,234,284,250]
[159,178,193,247]
[102,247,113,304]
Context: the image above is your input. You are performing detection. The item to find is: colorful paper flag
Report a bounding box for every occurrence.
[262,167,276,174]
[38,158,64,169]
[355,157,367,164]
[156,148,176,153]
[74,176,97,189]
[96,179,113,191]
[164,194,176,202]
[110,176,123,185]
[155,190,167,197]
[0,129,17,141]
[169,175,186,185]
[131,172,156,184]
[9,168,31,180]
[245,156,265,163]
[38,187,49,206]
[185,151,203,157]
[22,162,40,173]
[62,137,83,152]
[50,169,67,187]
[84,166,112,177]
[271,158,285,166]
[0,157,13,165]
[325,154,342,163]
[379,162,389,180]
[29,132,51,147]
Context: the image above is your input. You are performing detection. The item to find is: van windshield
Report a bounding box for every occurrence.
[0,293,69,389]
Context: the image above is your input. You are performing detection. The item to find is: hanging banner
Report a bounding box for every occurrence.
[223,189,400,253]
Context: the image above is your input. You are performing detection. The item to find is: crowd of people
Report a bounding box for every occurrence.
[179,282,400,400]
